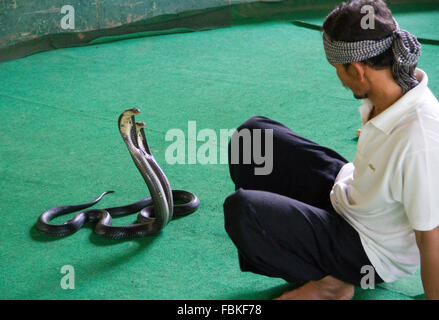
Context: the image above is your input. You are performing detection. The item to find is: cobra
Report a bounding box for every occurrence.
[36,108,200,239]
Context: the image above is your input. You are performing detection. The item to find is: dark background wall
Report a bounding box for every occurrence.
[1,0,253,49]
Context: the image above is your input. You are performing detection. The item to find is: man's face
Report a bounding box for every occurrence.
[333,63,370,100]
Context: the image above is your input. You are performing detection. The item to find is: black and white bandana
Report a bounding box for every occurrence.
[323,20,421,93]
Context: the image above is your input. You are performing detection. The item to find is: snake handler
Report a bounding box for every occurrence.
[223,0,439,300]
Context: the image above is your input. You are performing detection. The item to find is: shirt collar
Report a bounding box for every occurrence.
[359,68,428,135]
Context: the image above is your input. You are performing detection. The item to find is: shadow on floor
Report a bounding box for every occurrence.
[223,282,301,300]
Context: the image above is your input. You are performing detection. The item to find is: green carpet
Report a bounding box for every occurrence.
[1,8,438,300]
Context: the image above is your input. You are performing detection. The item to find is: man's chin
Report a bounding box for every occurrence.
[354,93,368,100]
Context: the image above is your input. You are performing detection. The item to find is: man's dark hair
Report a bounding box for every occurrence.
[323,0,397,69]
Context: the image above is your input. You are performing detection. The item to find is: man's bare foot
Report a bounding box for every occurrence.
[274,276,355,300]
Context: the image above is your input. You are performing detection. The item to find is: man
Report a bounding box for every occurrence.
[223,0,439,300]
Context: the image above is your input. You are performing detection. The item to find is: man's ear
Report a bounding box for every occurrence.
[349,62,366,81]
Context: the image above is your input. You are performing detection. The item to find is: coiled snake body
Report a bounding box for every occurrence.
[36,108,199,239]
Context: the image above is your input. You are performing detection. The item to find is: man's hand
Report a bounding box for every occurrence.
[415,225,439,300]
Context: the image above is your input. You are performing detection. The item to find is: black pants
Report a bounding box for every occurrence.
[223,116,383,286]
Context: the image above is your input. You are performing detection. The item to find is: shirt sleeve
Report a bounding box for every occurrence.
[402,149,439,231]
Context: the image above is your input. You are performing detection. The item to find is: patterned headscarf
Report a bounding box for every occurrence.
[323,19,421,93]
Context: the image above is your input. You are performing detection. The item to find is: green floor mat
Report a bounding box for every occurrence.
[1,10,438,300]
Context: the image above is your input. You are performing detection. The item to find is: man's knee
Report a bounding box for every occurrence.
[228,116,272,165]
[237,116,271,132]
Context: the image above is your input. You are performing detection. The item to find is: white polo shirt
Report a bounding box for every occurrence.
[330,69,439,283]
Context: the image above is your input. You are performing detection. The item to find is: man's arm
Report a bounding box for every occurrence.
[415,225,439,300]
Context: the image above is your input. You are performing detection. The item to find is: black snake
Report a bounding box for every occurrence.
[36,108,199,239]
